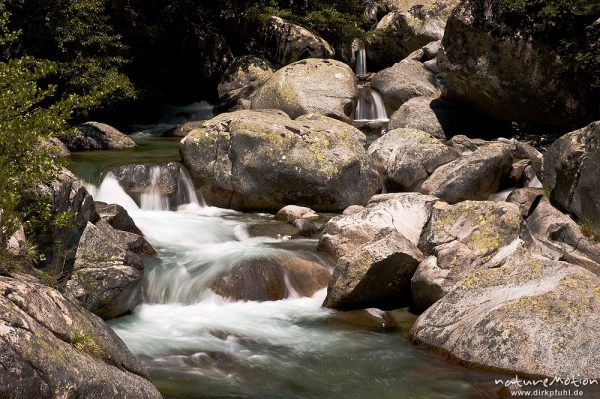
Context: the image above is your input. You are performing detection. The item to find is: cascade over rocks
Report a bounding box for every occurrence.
[251,59,358,122]
[368,128,460,190]
[437,0,599,125]
[0,273,161,399]
[410,244,600,379]
[542,121,600,227]
[60,122,136,152]
[180,110,381,211]
[110,162,180,196]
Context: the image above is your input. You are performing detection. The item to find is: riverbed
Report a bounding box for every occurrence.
[69,103,503,399]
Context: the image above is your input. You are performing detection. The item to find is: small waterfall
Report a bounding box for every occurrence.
[355,48,367,76]
[354,87,389,122]
[140,166,170,211]
[176,166,206,208]
[87,174,141,213]
[352,46,389,132]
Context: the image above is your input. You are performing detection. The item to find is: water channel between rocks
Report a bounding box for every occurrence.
[69,106,503,399]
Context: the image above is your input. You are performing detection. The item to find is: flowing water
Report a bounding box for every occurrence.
[353,48,389,129]
[354,87,389,123]
[355,48,367,76]
[70,104,504,399]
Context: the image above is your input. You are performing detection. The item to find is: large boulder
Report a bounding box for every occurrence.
[60,122,136,151]
[388,97,454,139]
[180,110,381,211]
[67,220,145,319]
[253,16,335,68]
[110,162,180,196]
[437,0,600,125]
[525,198,600,276]
[542,121,600,227]
[366,7,445,70]
[0,273,161,398]
[412,201,523,311]
[318,193,438,260]
[36,169,97,280]
[210,254,331,301]
[420,142,514,203]
[324,230,423,310]
[410,244,600,379]
[214,56,275,114]
[368,128,460,190]
[251,59,357,122]
[371,57,440,113]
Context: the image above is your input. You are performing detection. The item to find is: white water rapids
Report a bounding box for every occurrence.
[79,165,493,398]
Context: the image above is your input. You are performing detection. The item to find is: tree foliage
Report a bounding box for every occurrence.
[0,2,122,258]
[5,0,135,113]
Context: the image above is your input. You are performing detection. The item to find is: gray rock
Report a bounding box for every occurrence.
[368,128,460,190]
[215,56,275,114]
[67,221,144,319]
[420,142,514,203]
[412,201,523,312]
[324,230,423,310]
[275,205,319,222]
[437,1,598,125]
[410,244,600,379]
[38,137,71,157]
[0,273,161,399]
[542,121,600,226]
[447,135,490,154]
[422,40,441,60]
[251,58,357,122]
[343,205,365,216]
[6,225,27,257]
[506,187,544,218]
[37,169,97,280]
[526,198,600,276]
[366,9,445,70]
[95,201,143,236]
[110,162,180,196]
[388,97,452,139]
[371,58,440,113]
[256,16,334,68]
[61,122,136,151]
[319,192,438,260]
[180,110,381,211]
[210,254,331,301]
[163,121,204,138]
